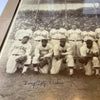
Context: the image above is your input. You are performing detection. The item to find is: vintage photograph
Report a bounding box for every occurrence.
[0,0,100,100]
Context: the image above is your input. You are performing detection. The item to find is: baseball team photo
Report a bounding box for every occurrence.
[0,0,100,100]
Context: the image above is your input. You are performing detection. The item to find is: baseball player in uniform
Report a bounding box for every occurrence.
[6,34,32,74]
[15,29,32,40]
[58,27,68,37]
[32,25,47,56]
[32,37,53,74]
[81,28,89,40]
[95,27,100,49]
[68,25,82,57]
[33,29,42,38]
[50,28,59,47]
[95,26,100,38]
[80,36,100,76]
[88,31,97,41]
[41,30,49,38]
[50,35,75,75]
[50,28,57,37]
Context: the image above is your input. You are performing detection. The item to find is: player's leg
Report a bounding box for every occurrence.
[92,57,100,76]
[22,56,31,74]
[6,55,18,74]
[66,55,75,75]
[50,58,62,74]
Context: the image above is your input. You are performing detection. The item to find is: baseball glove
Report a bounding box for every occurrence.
[16,56,27,64]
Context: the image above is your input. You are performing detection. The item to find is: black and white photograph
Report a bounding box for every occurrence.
[0,0,100,100]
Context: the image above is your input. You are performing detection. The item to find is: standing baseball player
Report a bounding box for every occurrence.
[68,25,82,57]
[41,29,49,38]
[50,27,59,47]
[95,27,100,49]
[58,27,68,37]
[67,25,82,70]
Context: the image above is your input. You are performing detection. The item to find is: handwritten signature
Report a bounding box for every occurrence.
[24,79,64,88]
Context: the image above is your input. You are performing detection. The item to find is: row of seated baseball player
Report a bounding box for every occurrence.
[6,29,100,77]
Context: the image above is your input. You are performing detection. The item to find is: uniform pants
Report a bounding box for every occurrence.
[80,57,100,75]
[6,55,31,74]
[32,57,51,74]
[50,55,75,74]
[6,55,20,74]
[69,41,82,57]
